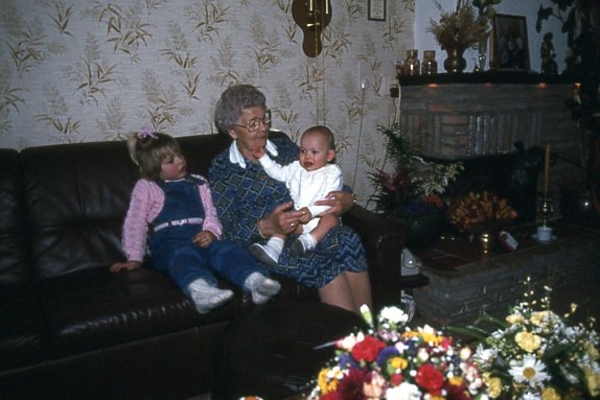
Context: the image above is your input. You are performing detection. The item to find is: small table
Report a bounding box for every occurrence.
[212,300,368,400]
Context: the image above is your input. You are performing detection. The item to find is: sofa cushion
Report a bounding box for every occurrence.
[20,141,138,279]
[0,148,29,285]
[38,265,239,359]
[0,284,48,371]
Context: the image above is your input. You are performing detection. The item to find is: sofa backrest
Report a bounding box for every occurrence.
[8,131,289,282]
[0,148,29,285]
[20,140,140,280]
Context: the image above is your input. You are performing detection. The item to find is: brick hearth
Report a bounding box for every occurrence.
[411,222,600,331]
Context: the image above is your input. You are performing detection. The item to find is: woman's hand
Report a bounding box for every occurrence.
[259,201,303,237]
[193,230,217,248]
[314,191,355,217]
[110,260,141,273]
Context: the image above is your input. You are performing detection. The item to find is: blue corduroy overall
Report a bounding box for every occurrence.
[149,176,263,295]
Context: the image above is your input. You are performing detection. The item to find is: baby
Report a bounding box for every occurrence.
[250,125,343,267]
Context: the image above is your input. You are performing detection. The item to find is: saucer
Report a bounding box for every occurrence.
[531,234,557,244]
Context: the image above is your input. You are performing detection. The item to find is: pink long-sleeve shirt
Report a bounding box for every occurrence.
[121,175,222,262]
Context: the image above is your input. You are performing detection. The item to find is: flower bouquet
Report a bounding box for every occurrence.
[450,282,600,399]
[448,190,518,234]
[307,305,488,400]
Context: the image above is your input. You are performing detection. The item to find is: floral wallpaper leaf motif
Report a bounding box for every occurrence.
[142,70,179,132]
[0,86,24,134]
[96,2,154,62]
[35,87,81,140]
[50,0,74,36]
[249,15,281,75]
[8,24,46,78]
[188,1,230,44]
[96,96,125,139]
[210,37,241,87]
[64,33,116,106]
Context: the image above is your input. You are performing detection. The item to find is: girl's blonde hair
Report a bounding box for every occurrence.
[127,129,181,180]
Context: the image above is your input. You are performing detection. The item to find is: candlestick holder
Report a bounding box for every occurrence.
[538,192,554,226]
[535,192,555,242]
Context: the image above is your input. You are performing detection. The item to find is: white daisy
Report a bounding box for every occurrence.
[508,355,550,387]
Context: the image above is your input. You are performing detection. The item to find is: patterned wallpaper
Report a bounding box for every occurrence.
[0,0,415,205]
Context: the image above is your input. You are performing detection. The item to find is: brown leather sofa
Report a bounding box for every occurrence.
[0,131,405,400]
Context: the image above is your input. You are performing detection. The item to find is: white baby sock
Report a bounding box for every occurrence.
[249,237,284,267]
[244,272,281,304]
[290,233,317,256]
[187,278,234,314]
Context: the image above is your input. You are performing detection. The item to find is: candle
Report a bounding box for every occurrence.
[309,0,313,11]
[544,144,550,194]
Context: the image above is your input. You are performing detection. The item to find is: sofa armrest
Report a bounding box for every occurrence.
[342,205,407,311]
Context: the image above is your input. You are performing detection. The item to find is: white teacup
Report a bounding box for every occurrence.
[536,226,553,241]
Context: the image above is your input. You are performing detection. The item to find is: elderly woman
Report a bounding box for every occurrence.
[209,84,372,314]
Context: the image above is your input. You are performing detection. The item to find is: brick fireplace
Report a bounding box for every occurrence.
[397,73,581,213]
[398,74,600,330]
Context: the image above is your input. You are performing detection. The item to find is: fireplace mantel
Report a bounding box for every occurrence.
[397,72,573,86]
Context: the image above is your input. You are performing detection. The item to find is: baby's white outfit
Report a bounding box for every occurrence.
[258,155,343,232]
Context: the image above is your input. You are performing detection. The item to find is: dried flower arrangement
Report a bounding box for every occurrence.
[449,190,518,233]
[428,0,489,51]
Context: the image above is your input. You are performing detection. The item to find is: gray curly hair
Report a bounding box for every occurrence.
[214,84,267,135]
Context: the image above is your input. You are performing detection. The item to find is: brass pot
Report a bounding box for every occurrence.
[443,47,467,73]
[471,230,497,253]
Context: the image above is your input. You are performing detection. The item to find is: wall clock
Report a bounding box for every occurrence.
[292,0,332,57]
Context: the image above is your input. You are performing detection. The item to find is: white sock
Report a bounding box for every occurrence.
[187,279,234,314]
[267,236,284,254]
[290,233,318,256]
[244,272,281,304]
[299,233,317,251]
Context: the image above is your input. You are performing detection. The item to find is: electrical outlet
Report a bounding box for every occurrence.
[389,78,399,98]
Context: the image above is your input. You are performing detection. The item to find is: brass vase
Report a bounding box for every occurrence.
[471,230,497,253]
[443,47,467,73]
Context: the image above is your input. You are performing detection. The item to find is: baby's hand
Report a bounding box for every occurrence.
[252,146,265,160]
[298,207,312,224]
[193,230,217,248]
[110,260,141,273]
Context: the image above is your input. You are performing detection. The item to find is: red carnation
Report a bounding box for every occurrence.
[415,363,445,395]
[389,373,404,387]
[351,336,386,363]
[334,368,369,400]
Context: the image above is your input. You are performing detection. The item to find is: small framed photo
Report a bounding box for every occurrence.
[368,0,386,21]
[490,14,530,71]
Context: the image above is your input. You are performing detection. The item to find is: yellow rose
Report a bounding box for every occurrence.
[317,368,338,394]
[515,330,542,353]
[584,366,600,397]
[506,313,524,325]
[541,386,561,400]
[585,341,600,360]
[390,356,408,370]
[530,310,557,326]
[484,376,502,398]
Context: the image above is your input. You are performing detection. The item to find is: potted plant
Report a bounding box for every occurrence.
[369,123,463,249]
[428,0,489,72]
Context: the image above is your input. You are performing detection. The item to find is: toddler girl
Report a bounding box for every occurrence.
[111,128,280,313]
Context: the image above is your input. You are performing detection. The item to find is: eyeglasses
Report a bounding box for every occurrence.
[234,110,271,133]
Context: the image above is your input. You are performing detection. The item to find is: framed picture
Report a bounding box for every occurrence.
[368,0,386,21]
[490,14,530,71]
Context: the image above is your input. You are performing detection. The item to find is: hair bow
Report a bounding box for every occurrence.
[137,127,158,139]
